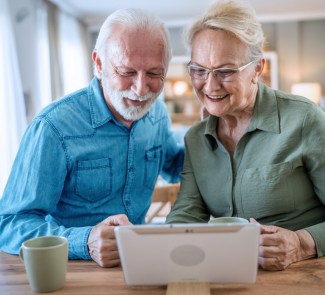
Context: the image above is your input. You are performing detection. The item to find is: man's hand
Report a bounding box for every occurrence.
[250,218,316,271]
[87,214,132,268]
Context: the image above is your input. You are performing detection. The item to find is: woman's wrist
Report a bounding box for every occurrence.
[296,229,317,261]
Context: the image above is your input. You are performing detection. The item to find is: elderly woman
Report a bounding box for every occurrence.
[166,0,325,271]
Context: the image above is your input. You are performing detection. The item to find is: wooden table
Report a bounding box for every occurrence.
[1,250,325,294]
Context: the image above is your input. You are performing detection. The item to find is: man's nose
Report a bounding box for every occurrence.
[131,73,149,97]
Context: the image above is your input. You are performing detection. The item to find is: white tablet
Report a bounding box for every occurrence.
[114,223,260,285]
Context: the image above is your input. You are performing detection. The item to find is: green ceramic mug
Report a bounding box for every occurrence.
[208,216,249,224]
[19,236,68,293]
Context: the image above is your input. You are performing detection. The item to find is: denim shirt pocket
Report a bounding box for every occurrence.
[144,146,162,189]
[75,158,112,201]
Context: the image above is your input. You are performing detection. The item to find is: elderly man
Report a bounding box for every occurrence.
[0,8,183,267]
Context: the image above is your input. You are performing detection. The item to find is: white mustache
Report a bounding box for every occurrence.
[121,90,153,102]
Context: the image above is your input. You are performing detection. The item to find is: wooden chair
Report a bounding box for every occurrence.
[146,183,180,223]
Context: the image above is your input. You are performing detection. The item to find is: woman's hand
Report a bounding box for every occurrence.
[250,218,316,271]
[87,214,132,267]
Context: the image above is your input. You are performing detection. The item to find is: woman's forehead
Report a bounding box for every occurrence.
[191,29,248,65]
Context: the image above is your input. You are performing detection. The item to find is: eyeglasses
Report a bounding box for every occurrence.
[187,60,255,82]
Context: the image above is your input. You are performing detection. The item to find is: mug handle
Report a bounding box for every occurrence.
[19,247,24,263]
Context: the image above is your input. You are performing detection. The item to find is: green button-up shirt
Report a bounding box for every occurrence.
[166,83,325,257]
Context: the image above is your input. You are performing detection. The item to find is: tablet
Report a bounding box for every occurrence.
[114,223,260,285]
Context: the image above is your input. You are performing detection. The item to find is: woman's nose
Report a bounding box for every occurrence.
[203,71,222,92]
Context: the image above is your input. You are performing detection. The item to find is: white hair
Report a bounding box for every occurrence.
[93,8,172,78]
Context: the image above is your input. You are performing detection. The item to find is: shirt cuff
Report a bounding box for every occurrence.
[67,226,92,260]
[305,224,325,258]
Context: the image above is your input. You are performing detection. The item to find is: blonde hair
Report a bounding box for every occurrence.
[187,0,265,61]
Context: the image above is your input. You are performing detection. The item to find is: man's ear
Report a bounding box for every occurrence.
[252,58,265,84]
[92,51,103,78]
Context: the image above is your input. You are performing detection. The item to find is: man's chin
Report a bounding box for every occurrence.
[120,97,157,121]
[123,102,155,121]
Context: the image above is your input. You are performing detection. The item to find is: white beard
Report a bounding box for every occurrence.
[101,74,161,121]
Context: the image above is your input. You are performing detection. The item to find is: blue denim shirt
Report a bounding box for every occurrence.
[0,77,184,260]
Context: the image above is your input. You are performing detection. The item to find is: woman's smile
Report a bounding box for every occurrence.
[205,93,229,102]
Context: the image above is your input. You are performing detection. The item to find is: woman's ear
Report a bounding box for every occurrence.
[252,58,265,84]
[92,51,103,78]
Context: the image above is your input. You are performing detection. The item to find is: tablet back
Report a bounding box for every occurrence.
[115,223,260,285]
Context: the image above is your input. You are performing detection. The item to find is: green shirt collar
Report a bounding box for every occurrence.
[248,82,280,134]
[204,83,280,149]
